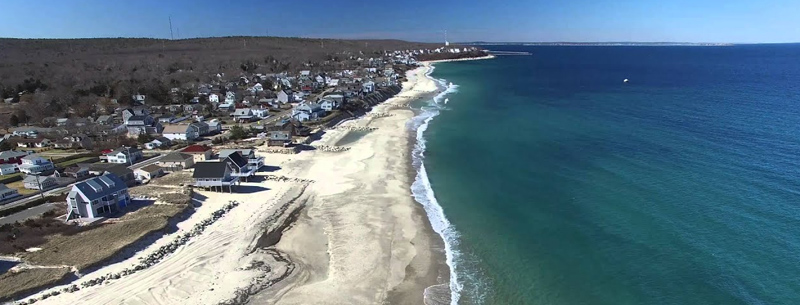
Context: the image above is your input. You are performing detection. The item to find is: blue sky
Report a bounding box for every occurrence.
[0,0,797,43]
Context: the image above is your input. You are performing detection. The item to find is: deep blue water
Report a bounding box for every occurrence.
[421,45,800,305]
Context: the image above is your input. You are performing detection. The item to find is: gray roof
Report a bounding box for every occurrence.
[0,163,17,169]
[71,173,127,202]
[128,115,147,121]
[192,162,230,178]
[218,149,254,159]
[225,152,248,169]
[0,184,12,192]
[160,152,193,162]
[0,150,27,159]
[87,163,133,179]
[233,108,252,116]
[23,175,54,184]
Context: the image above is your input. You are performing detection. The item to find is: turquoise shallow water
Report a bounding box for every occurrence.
[417,45,800,305]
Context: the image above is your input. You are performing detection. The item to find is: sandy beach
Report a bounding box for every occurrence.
[17,63,448,305]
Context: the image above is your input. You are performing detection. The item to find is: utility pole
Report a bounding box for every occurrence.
[34,172,45,200]
[169,16,174,40]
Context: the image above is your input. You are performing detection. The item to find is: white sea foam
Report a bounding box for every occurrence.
[409,65,465,305]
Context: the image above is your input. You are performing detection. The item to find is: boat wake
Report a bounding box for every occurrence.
[409,65,466,305]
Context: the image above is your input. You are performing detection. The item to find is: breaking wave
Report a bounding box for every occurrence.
[409,65,465,305]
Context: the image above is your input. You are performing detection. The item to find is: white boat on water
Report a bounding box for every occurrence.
[444,98,449,104]
[623,79,629,83]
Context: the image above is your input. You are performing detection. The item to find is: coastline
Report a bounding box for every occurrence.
[12,57,488,305]
[423,54,496,64]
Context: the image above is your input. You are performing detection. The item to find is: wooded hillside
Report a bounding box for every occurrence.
[0,37,442,124]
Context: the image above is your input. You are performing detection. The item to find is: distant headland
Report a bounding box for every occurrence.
[461,42,736,46]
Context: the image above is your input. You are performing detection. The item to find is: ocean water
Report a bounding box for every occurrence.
[412,45,800,305]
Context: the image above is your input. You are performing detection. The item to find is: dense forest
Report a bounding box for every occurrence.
[0,37,443,126]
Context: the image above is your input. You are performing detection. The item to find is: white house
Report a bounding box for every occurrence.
[224,91,236,104]
[0,164,18,176]
[251,107,269,119]
[162,124,199,141]
[320,99,339,112]
[66,173,130,220]
[105,147,143,165]
[362,81,376,93]
[144,137,171,150]
[23,175,57,190]
[18,155,55,174]
[252,83,264,92]
[134,164,164,182]
[209,93,220,104]
[277,90,294,104]
[291,102,326,122]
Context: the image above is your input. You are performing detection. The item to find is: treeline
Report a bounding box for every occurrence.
[0,37,441,126]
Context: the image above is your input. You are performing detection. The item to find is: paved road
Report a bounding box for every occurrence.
[0,203,55,225]
[129,154,163,170]
[0,186,70,213]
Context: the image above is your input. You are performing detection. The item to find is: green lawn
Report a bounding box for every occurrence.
[55,157,97,168]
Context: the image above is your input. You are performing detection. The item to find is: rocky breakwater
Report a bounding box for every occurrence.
[261,148,298,154]
[367,112,394,118]
[17,201,242,305]
[328,126,378,132]
[263,175,315,183]
[313,145,350,152]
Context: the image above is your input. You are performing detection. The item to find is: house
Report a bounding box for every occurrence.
[144,136,170,150]
[251,107,269,119]
[132,94,146,105]
[53,135,91,149]
[267,131,291,147]
[0,150,30,164]
[181,145,213,162]
[207,120,223,134]
[12,129,38,138]
[105,147,143,165]
[122,108,149,124]
[291,102,325,122]
[209,93,220,104]
[223,152,257,181]
[59,165,90,179]
[162,124,199,141]
[319,99,339,111]
[218,149,264,170]
[0,164,18,176]
[134,164,164,182]
[157,114,176,124]
[276,90,294,104]
[190,122,210,136]
[86,163,136,187]
[66,173,130,220]
[18,155,55,174]
[23,175,57,190]
[362,81,376,93]
[96,115,114,125]
[0,184,21,202]
[157,152,195,171]
[16,138,51,148]
[224,91,236,104]
[233,108,254,122]
[192,161,239,192]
